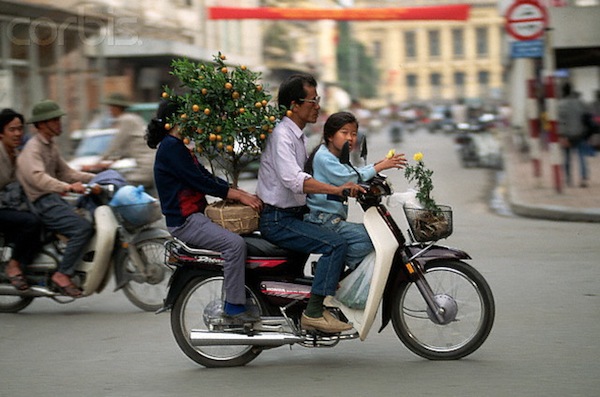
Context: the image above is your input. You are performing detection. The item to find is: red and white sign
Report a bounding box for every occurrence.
[505,0,548,41]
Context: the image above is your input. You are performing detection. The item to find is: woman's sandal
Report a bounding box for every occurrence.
[7,273,29,291]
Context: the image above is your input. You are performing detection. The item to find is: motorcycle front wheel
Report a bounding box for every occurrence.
[0,291,34,313]
[391,260,495,360]
[116,238,171,312]
[170,276,264,368]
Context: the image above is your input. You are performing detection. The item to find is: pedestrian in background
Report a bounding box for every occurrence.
[557,82,590,188]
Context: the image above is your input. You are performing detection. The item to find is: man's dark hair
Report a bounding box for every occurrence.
[0,108,24,134]
[278,73,317,109]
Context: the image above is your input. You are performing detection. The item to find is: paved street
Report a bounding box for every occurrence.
[1,127,599,397]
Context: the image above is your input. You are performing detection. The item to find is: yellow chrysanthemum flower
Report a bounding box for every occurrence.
[413,152,423,162]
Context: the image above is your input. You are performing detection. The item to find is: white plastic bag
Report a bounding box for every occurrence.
[335,251,376,309]
[387,188,420,208]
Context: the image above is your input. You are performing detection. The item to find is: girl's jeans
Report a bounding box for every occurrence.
[260,205,347,297]
[305,212,373,270]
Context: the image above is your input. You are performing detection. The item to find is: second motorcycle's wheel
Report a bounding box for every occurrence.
[170,276,264,368]
[117,238,171,312]
[391,260,495,360]
[0,292,33,313]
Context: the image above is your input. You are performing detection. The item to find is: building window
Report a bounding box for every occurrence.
[478,71,489,86]
[428,30,440,58]
[476,27,488,58]
[373,40,382,59]
[454,72,465,87]
[430,72,442,98]
[405,31,416,59]
[407,74,418,88]
[452,28,464,58]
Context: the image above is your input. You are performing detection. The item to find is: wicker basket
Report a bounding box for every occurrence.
[205,200,259,235]
[111,200,163,231]
[403,205,453,242]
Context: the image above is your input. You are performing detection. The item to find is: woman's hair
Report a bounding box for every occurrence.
[0,108,24,135]
[305,111,359,175]
[278,73,317,110]
[145,100,178,149]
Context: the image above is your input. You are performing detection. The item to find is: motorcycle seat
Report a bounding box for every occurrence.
[243,236,294,258]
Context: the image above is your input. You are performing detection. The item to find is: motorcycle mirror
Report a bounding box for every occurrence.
[340,141,351,165]
[360,135,368,162]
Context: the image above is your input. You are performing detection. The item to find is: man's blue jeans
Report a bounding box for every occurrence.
[305,212,373,270]
[259,205,347,297]
[563,138,589,185]
[33,194,93,276]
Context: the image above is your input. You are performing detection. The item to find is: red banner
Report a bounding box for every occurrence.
[208,5,471,21]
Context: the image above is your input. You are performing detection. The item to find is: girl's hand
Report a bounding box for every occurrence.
[375,153,408,172]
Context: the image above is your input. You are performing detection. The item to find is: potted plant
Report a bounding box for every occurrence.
[161,53,284,233]
[403,152,452,242]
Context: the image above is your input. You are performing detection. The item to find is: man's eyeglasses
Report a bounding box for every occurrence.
[299,96,321,105]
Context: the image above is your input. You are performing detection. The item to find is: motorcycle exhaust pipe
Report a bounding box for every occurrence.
[190,330,305,347]
[0,285,57,297]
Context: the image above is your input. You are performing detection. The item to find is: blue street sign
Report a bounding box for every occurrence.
[510,40,544,58]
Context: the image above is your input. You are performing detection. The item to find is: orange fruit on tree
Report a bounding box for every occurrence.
[224,82,233,90]
[226,145,234,153]
[164,123,171,130]
[221,67,228,74]
[216,134,222,141]
[255,102,262,108]
[192,104,200,112]
[204,108,211,115]
[286,110,293,118]
[209,133,216,141]
[201,88,208,95]
[161,92,169,99]
[256,84,263,91]
[183,137,190,145]
[232,91,240,99]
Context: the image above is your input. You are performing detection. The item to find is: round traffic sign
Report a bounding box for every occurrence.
[505,0,548,41]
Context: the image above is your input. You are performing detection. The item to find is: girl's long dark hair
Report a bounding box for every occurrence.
[304,111,358,175]
[145,100,178,149]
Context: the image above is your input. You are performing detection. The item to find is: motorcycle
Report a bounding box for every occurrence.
[454,116,503,169]
[0,182,172,313]
[160,147,495,368]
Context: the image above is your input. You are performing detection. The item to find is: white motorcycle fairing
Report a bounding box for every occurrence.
[325,206,399,340]
[79,205,119,295]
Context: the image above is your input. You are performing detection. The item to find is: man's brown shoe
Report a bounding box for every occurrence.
[301,313,353,333]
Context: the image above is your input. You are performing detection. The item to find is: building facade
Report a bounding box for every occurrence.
[347,0,505,106]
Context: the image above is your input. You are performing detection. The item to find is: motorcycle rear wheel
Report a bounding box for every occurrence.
[117,238,171,312]
[391,260,495,360]
[170,276,264,368]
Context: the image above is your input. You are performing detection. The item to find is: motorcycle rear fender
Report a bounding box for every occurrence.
[378,244,471,333]
[161,263,222,312]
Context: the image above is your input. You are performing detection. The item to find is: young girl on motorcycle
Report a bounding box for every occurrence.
[146,100,263,323]
[305,111,407,269]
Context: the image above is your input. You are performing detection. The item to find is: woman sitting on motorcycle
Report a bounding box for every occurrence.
[304,111,407,269]
[0,109,41,290]
[146,100,263,323]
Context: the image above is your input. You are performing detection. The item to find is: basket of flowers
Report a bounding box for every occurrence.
[403,152,453,242]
